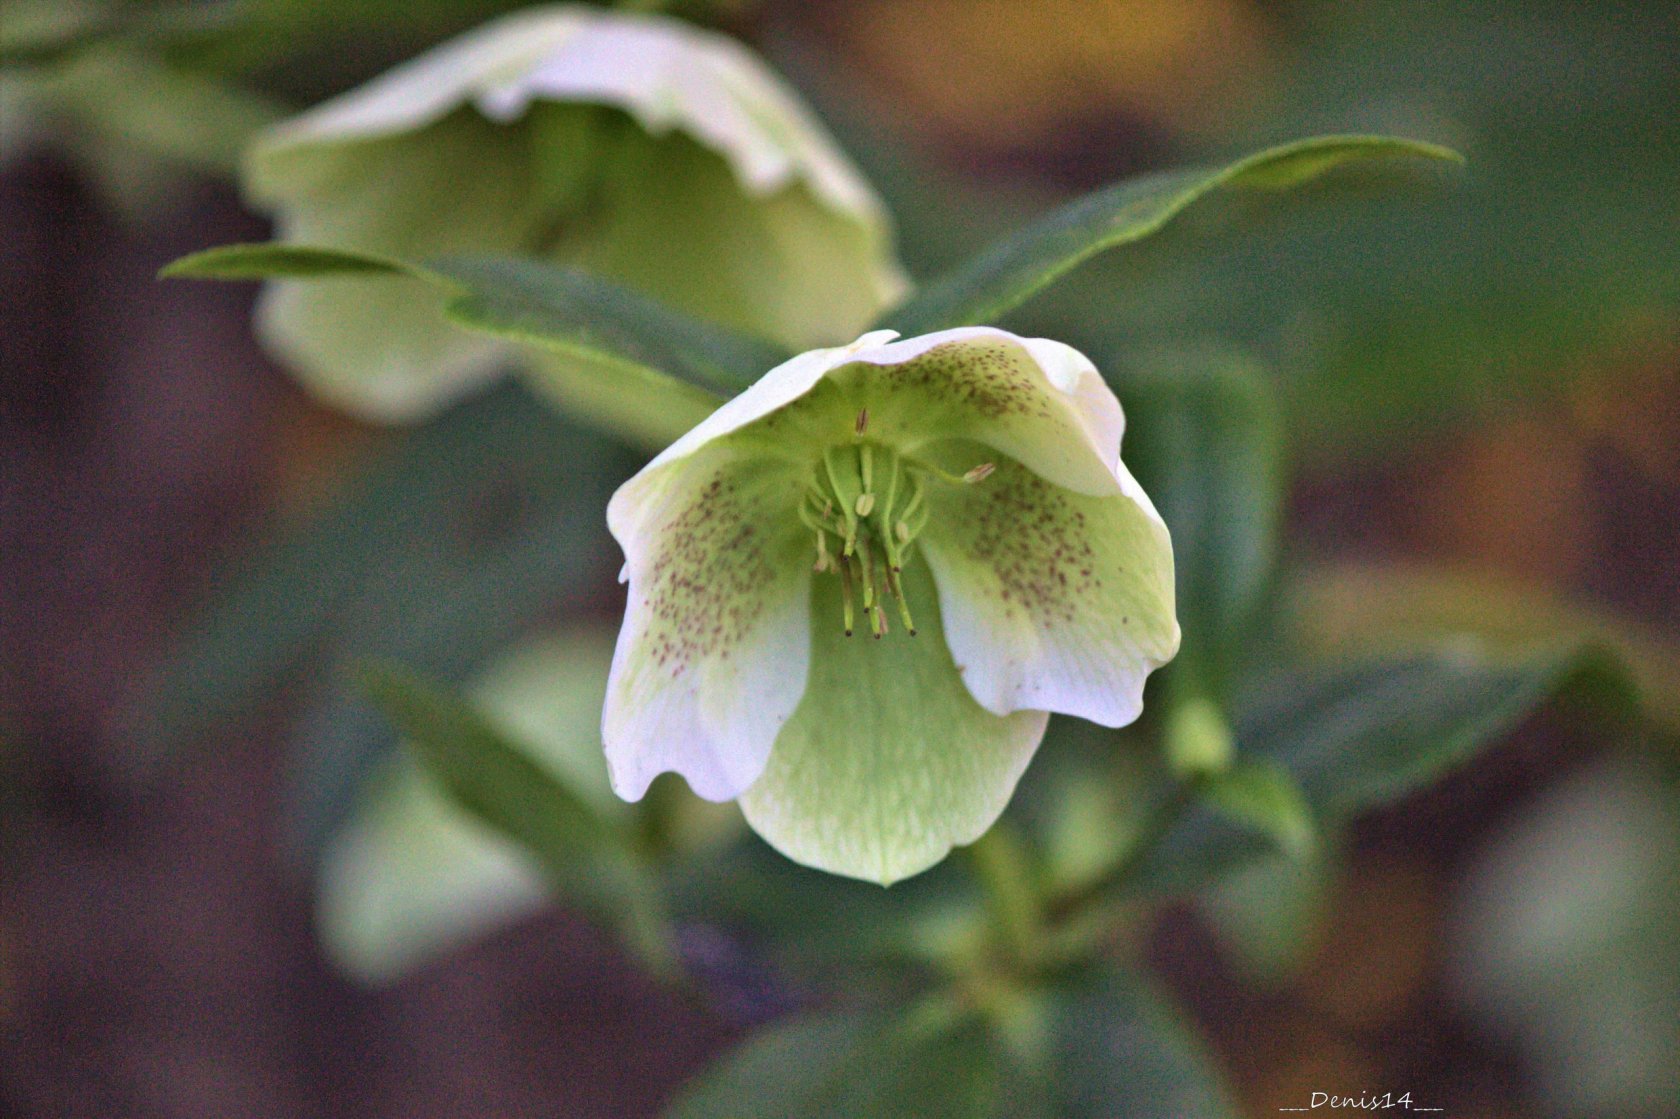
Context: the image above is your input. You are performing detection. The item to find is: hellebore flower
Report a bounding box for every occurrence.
[603,328,1180,883]
[243,4,905,420]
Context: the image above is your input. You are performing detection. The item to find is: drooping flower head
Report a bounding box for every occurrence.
[243,4,905,419]
[604,328,1179,883]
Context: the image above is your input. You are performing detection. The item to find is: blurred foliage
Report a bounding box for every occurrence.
[12,0,1669,1113]
[1453,756,1680,1117]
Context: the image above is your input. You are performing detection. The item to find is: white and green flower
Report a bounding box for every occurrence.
[244,4,905,420]
[603,327,1180,884]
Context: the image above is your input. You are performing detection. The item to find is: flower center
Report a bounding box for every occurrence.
[799,411,994,638]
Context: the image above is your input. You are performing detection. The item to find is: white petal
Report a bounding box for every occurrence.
[919,456,1180,727]
[604,442,814,801]
[835,327,1128,497]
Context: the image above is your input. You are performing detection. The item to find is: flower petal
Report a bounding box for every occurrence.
[250,112,546,419]
[738,561,1050,885]
[919,454,1179,727]
[604,444,813,801]
[832,328,1127,496]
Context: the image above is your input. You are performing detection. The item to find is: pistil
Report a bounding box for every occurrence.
[806,439,993,636]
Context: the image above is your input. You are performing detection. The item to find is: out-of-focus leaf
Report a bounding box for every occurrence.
[432,255,786,395]
[1129,641,1635,898]
[665,1002,1001,1119]
[17,44,285,174]
[128,381,601,756]
[668,835,981,976]
[356,660,675,975]
[1026,966,1239,1119]
[356,661,612,866]
[1114,345,1282,701]
[164,244,771,417]
[161,243,414,279]
[1289,562,1680,734]
[316,630,622,984]
[1452,757,1680,1118]
[879,134,1459,336]
[1029,2,1680,463]
[1202,760,1315,861]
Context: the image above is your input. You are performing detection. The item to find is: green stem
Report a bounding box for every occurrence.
[1041,773,1206,961]
[965,821,1043,968]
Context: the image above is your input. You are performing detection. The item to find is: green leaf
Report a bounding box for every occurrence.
[1248,643,1632,816]
[1114,345,1282,702]
[1202,760,1316,861]
[1130,641,1634,898]
[125,383,610,756]
[431,255,786,396]
[316,630,626,984]
[159,242,417,280]
[356,659,675,975]
[161,243,788,435]
[665,1002,1002,1119]
[1032,966,1239,1118]
[879,134,1460,336]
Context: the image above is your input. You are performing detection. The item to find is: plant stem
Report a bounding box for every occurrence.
[965,821,1042,968]
[1041,773,1206,960]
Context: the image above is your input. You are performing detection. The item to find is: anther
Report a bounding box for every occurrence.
[962,462,996,484]
[895,521,910,545]
[855,407,868,436]
[854,493,875,517]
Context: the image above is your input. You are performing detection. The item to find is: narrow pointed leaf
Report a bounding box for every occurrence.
[1114,345,1282,702]
[127,381,589,758]
[1129,641,1634,898]
[432,255,786,396]
[356,660,674,974]
[881,134,1460,335]
[160,242,417,280]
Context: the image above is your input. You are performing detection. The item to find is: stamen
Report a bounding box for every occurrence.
[854,493,875,517]
[813,528,832,572]
[855,407,868,436]
[886,566,917,635]
[822,449,860,555]
[871,604,888,639]
[860,443,874,496]
[857,545,877,610]
[838,554,856,636]
[962,462,996,484]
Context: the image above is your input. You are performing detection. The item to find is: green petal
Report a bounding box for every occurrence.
[604,443,814,802]
[567,131,897,351]
[918,454,1178,726]
[830,329,1127,496]
[739,561,1049,885]
[250,111,544,419]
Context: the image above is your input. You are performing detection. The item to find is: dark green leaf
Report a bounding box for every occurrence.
[433,255,787,396]
[125,379,591,752]
[1246,643,1632,815]
[1034,966,1239,1119]
[356,660,674,974]
[665,1003,1001,1119]
[880,135,1459,336]
[160,242,416,280]
[355,661,611,860]
[161,244,773,405]
[1130,642,1634,897]
[1202,760,1315,861]
[1114,345,1282,701]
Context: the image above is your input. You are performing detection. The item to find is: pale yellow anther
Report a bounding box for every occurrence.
[963,462,996,484]
[855,493,876,517]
